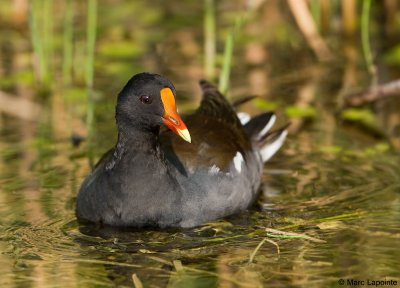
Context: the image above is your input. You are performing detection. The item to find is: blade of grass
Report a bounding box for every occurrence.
[63,0,74,86]
[86,0,98,168]
[64,258,140,268]
[29,0,47,85]
[218,17,242,96]
[248,238,267,263]
[248,237,280,264]
[265,228,326,243]
[218,31,233,95]
[278,211,367,230]
[173,260,184,272]
[204,0,216,80]
[266,238,280,255]
[361,0,377,84]
[132,274,143,288]
[217,1,275,95]
[42,0,53,86]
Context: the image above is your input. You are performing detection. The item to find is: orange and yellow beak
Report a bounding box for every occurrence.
[160,87,191,143]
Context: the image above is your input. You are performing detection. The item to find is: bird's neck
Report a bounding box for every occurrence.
[105,126,163,171]
[116,125,160,152]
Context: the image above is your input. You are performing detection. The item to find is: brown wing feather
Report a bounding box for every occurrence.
[196,80,243,130]
[160,81,251,172]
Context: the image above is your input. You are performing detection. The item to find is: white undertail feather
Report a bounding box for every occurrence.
[256,114,276,140]
[237,112,251,125]
[260,130,288,162]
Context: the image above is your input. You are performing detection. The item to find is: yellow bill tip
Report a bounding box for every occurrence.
[177,128,191,143]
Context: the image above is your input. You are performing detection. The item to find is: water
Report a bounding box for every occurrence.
[1,118,399,287]
[1,1,400,287]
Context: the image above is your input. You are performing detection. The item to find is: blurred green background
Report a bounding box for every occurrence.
[1,1,400,287]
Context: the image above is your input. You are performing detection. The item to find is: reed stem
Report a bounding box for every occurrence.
[86,0,98,167]
[218,17,242,96]
[204,0,216,80]
[361,0,377,84]
[342,0,356,37]
[63,0,74,86]
[42,0,53,85]
[29,0,47,86]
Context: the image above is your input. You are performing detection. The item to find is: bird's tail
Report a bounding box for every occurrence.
[242,112,289,163]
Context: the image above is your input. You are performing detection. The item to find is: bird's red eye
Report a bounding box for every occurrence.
[140,95,152,104]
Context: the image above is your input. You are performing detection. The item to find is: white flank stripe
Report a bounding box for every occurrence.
[233,152,244,173]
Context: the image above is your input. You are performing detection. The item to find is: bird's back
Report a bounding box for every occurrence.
[158,81,264,227]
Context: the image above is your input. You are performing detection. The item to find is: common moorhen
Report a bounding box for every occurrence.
[76,73,287,228]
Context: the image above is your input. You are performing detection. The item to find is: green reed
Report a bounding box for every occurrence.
[204,0,216,80]
[43,0,53,81]
[63,0,74,86]
[218,28,234,95]
[218,15,244,96]
[29,0,52,88]
[217,2,260,96]
[86,0,98,167]
[361,0,377,84]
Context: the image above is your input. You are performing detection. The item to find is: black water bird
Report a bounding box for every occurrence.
[76,73,287,228]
